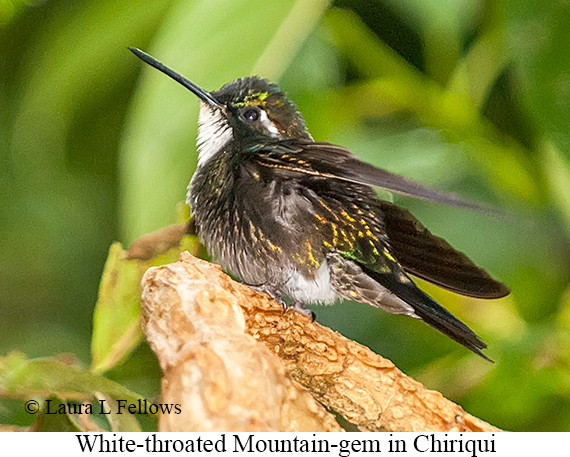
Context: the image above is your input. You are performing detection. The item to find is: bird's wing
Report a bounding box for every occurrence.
[253,139,509,299]
[378,200,510,298]
[252,139,493,213]
[252,140,503,359]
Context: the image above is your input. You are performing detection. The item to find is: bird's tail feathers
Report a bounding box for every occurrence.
[364,266,492,361]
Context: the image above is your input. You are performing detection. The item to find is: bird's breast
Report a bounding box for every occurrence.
[188,159,329,290]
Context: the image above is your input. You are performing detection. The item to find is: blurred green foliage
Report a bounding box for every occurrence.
[1,0,570,431]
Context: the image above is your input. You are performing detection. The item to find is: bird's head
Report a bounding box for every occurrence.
[130,48,311,166]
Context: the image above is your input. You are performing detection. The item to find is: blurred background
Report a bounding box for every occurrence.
[1,0,570,431]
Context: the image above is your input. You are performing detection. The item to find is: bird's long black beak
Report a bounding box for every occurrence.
[129,47,223,110]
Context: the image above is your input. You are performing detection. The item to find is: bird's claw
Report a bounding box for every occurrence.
[289,301,316,322]
[248,285,316,321]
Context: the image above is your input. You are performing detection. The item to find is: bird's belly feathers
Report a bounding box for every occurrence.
[191,183,339,303]
[207,223,338,304]
[281,260,338,304]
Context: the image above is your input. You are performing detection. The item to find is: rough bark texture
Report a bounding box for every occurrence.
[141,251,500,432]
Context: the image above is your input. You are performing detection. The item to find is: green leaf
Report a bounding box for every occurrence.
[32,396,83,432]
[31,395,143,432]
[501,0,570,158]
[0,353,144,431]
[9,0,172,191]
[0,0,30,26]
[120,0,331,244]
[323,9,541,204]
[91,243,143,373]
[382,0,483,84]
[95,393,142,432]
[0,352,143,403]
[91,232,201,373]
[1,0,176,366]
[448,26,510,109]
[540,141,570,239]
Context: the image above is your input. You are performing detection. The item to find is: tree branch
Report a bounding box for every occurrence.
[141,251,500,432]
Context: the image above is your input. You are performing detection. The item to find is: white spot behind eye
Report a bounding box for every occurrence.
[258,109,280,137]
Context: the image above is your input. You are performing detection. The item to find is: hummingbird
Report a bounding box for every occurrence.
[130,48,509,361]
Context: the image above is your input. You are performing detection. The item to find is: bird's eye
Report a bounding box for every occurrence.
[242,107,260,122]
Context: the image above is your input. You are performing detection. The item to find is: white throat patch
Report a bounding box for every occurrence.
[196,102,233,167]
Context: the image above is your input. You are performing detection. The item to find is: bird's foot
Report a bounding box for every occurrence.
[288,301,316,322]
[247,285,316,321]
